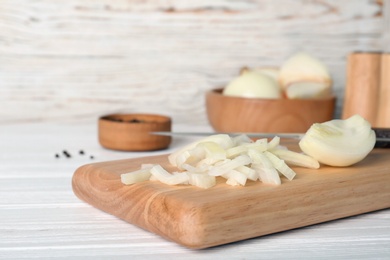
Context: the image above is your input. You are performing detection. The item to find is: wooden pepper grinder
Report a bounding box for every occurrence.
[342,52,381,126]
[343,52,390,127]
[376,53,390,127]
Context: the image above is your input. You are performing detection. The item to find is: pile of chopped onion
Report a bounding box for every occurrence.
[121,134,319,189]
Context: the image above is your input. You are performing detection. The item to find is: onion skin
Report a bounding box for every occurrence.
[299,115,376,167]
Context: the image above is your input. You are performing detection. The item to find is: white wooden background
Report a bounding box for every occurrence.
[1,2,390,258]
[0,0,387,125]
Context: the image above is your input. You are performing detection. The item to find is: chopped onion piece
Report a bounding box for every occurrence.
[248,149,281,185]
[121,168,152,185]
[175,145,205,170]
[267,136,281,150]
[226,178,240,186]
[175,150,192,169]
[150,165,189,185]
[181,163,209,173]
[251,138,268,152]
[168,134,233,166]
[209,155,251,176]
[149,175,158,181]
[226,139,267,158]
[141,164,155,169]
[222,169,247,186]
[252,163,281,185]
[232,134,253,146]
[188,173,216,189]
[235,165,258,181]
[226,145,249,159]
[196,141,226,165]
[270,149,320,169]
[264,151,296,181]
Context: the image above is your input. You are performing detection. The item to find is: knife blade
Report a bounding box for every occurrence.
[152,128,390,148]
[152,131,305,140]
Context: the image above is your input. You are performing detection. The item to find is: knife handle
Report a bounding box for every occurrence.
[373,128,390,148]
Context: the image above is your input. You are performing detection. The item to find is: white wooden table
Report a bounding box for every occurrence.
[1,120,389,259]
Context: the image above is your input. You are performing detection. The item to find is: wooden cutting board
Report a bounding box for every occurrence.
[72,147,390,249]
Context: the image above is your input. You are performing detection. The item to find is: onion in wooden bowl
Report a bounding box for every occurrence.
[205,88,336,133]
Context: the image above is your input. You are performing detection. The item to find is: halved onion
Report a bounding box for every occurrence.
[299,114,375,167]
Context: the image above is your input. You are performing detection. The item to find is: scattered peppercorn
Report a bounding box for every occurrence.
[63,150,71,158]
[55,150,95,160]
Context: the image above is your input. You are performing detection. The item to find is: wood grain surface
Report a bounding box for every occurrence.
[342,52,381,125]
[72,147,390,249]
[2,121,390,258]
[343,52,390,128]
[377,53,390,127]
[206,89,335,133]
[0,0,386,124]
[98,113,172,151]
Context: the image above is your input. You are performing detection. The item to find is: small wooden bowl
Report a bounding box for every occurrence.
[206,89,336,133]
[98,114,172,151]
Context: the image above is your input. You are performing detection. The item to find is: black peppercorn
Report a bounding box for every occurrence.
[63,150,71,158]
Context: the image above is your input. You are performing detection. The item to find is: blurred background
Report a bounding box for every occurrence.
[0,0,387,125]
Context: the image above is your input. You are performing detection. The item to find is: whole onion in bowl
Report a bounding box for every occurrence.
[222,69,282,99]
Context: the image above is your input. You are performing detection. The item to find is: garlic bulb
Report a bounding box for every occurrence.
[299,115,376,167]
[279,52,332,99]
[223,69,281,99]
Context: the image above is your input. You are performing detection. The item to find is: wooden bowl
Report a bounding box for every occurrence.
[98,114,172,151]
[206,89,336,133]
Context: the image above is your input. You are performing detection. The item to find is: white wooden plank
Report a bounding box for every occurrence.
[0,121,389,258]
[0,0,385,124]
